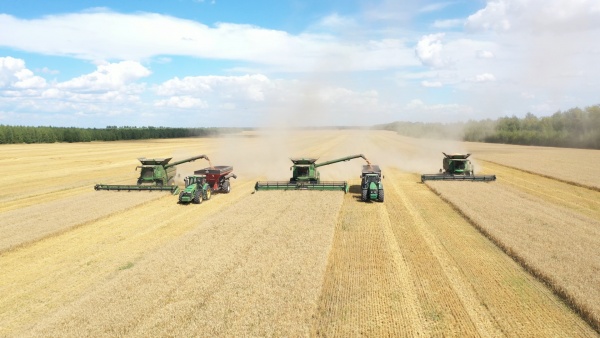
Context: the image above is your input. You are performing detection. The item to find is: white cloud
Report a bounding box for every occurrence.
[421,80,443,87]
[432,19,463,29]
[0,56,47,89]
[466,0,600,34]
[415,33,447,68]
[0,11,417,72]
[476,50,494,58]
[57,61,151,92]
[466,73,496,82]
[155,74,270,101]
[419,2,455,13]
[154,96,208,109]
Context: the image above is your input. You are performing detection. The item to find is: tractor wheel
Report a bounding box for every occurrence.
[193,189,203,204]
[361,189,368,201]
[178,191,185,203]
[205,188,212,201]
[378,189,385,202]
[137,179,143,185]
[222,180,231,193]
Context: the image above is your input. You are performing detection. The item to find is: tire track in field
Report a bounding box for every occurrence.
[312,180,423,337]
[482,160,600,221]
[384,168,596,337]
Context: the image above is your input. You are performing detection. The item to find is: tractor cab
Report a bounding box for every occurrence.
[184,175,206,187]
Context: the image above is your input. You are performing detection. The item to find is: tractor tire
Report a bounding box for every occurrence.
[193,189,202,204]
[378,189,384,202]
[361,189,368,201]
[137,179,142,185]
[178,191,185,204]
[222,180,231,193]
[205,188,212,201]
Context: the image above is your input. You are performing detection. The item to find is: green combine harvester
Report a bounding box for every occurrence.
[94,155,211,194]
[255,154,371,192]
[421,153,496,182]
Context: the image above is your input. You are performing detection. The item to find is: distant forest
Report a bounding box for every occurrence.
[376,105,600,149]
[0,125,242,144]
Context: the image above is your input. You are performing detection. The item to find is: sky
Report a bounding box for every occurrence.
[0,0,599,128]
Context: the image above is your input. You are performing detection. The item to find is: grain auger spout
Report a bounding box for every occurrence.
[421,153,496,182]
[255,154,371,192]
[94,154,211,194]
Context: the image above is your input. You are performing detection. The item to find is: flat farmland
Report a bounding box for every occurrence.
[0,130,598,337]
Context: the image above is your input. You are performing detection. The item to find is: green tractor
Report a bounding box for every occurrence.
[179,166,237,204]
[178,175,212,204]
[255,154,371,192]
[361,165,384,202]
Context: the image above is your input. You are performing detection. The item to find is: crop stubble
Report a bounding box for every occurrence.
[22,191,344,337]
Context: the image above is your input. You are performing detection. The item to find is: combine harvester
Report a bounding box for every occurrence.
[255,154,371,193]
[94,155,211,195]
[421,153,496,182]
[179,166,237,204]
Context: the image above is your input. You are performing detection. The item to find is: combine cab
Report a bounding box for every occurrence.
[255,154,371,192]
[361,165,384,202]
[94,155,211,194]
[421,153,496,182]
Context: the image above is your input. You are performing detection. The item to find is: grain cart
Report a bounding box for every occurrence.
[361,165,384,202]
[255,154,371,192]
[94,155,211,194]
[179,166,237,204]
[421,153,496,182]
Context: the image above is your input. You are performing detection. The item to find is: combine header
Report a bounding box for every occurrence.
[255,154,371,192]
[421,153,496,182]
[94,155,211,194]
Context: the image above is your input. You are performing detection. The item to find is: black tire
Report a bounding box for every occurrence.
[361,189,368,201]
[378,189,384,202]
[193,189,202,204]
[222,180,231,193]
[137,179,142,185]
[178,191,185,203]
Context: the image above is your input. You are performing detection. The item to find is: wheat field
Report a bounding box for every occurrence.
[0,130,598,337]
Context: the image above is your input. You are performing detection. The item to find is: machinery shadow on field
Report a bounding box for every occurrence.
[348,184,374,202]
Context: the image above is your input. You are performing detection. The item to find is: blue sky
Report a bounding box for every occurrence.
[1,0,599,128]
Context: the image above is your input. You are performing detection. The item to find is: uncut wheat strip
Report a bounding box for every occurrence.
[464,142,600,190]
[0,191,164,254]
[482,161,600,221]
[394,171,596,336]
[24,191,343,337]
[427,181,600,331]
[0,178,257,336]
[312,183,424,338]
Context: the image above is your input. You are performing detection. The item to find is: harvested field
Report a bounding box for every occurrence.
[21,191,344,337]
[0,130,598,337]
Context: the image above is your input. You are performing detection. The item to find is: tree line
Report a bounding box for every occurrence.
[376,105,600,149]
[0,125,243,144]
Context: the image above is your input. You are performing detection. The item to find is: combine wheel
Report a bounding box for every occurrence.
[378,189,384,202]
[361,189,368,202]
[193,189,203,204]
[137,179,142,185]
[222,180,231,193]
